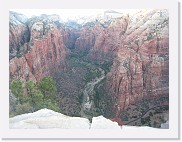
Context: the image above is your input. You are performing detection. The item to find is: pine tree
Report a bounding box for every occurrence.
[10,80,23,104]
[38,76,57,105]
[25,80,44,111]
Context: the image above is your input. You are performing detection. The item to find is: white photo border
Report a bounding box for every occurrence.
[0,0,179,139]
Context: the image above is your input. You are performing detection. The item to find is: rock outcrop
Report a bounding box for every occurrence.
[72,10,168,120]
[74,15,129,63]
[9,12,30,59]
[9,109,121,129]
[24,29,67,81]
[99,10,169,118]
[10,109,165,129]
[9,12,67,83]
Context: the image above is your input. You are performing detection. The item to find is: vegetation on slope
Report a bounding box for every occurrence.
[10,76,59,117]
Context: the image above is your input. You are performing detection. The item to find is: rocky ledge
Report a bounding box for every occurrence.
[10,109,167,129]
[9,109,120,129]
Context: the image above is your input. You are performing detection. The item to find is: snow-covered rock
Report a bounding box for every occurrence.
[10,109,90,129]
[9,109,121,129]
[91,116,121,129]
[10,109,164,129]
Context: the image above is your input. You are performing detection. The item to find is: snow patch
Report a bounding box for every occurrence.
[91,116,121,129]
[10,109,89,129]
[10,109,158,129]
[10,109,122,129]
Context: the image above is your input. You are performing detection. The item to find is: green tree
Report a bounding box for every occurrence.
[141,118,145,124]
[11,77,59,115]
[38,76,57,105]
[25,80,36,111]
[46,99,60,112]
[25,80,44,111]
[10,80,23,104]
[33,89,44,110]
[15,102,32,115]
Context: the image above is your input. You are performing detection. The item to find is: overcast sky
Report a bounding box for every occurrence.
[10,9,141,21]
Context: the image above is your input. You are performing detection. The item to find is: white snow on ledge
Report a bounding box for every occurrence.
[91,116,121,129]
[9,108,158,129]
[10,109,90,129]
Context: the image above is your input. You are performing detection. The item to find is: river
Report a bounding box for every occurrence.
[80,68,105,119]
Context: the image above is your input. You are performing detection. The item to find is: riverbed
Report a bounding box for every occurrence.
[80,68,105,119]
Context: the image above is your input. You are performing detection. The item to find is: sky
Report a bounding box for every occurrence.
[10,9,141,21]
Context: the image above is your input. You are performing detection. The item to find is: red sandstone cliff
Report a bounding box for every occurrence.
[72,10,168,119]
[9,13,67,83]
[9,12,30,59]
[74,15,129,63]
[104,10,169,118]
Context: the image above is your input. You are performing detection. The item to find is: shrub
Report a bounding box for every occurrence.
[16,53,22,58]
[38,76,57,103]
[15,102,32,115]
[10,80,23,104]
[147,33,153,40]
[46,99,60,112]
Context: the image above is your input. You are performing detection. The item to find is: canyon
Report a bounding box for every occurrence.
[9,9,169,128]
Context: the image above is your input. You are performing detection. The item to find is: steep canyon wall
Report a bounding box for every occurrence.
[9,13,67,83]
[9,10,169,119]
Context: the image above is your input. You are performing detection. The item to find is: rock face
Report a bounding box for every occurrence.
[9,56,37,84]
[9,12,30,59]
[72,10,168,120]
[61,25,80,50]
[99,10,169,118]
[24,29,67,81]
[9,12,67,83]
[74,15,129,63]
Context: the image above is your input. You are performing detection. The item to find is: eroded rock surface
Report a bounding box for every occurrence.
[9,10,169,127]
[9,12,67,83]
[9,12,30,59]
[96,10,169,118]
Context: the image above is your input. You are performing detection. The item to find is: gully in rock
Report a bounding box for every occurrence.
[80,68,105,120]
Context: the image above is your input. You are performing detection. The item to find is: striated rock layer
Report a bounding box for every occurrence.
[9,13,67,83]
[9,12,30,59]
[98,10,169,118]
[71,9,169,120]
[74,15,129,63]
